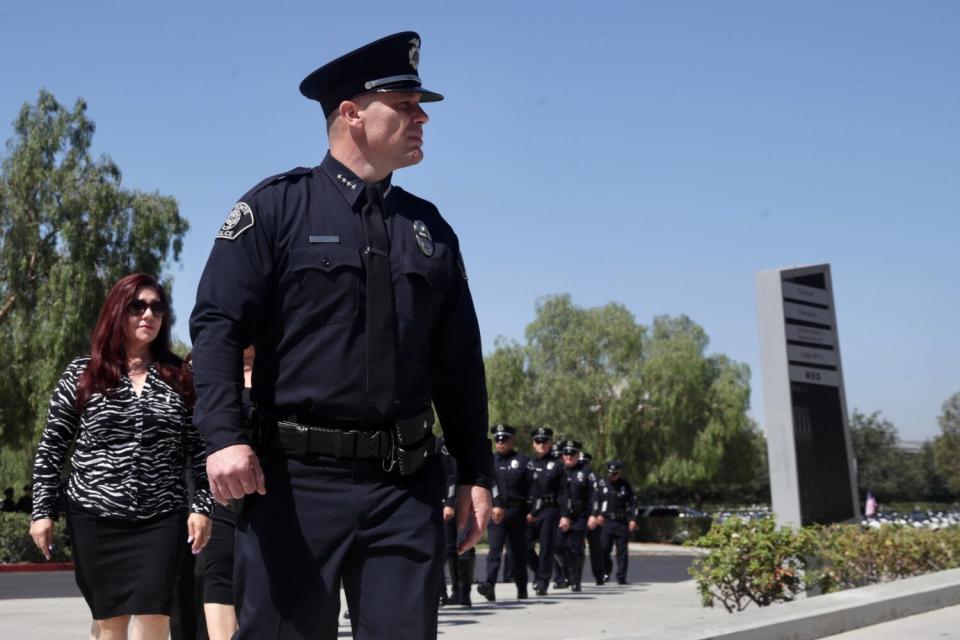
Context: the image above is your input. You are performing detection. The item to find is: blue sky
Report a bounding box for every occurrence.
[2,1,957,441]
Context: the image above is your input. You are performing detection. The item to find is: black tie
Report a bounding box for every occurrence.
[361,184,397,417]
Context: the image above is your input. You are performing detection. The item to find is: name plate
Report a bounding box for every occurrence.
[784,302,832,326]
[787,344,838,367]
[788,365,840,387]
[782,281,830,306]
[785,324,835,346]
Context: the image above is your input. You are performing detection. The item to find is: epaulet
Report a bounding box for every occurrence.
[246,166,313,198]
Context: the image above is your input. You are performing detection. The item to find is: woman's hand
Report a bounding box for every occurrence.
[187,513,212,555]
[29,518,55,560]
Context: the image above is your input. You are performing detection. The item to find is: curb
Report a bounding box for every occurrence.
[615,567,960,640]
[0,563,74,573]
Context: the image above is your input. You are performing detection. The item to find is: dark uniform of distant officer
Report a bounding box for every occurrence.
[189,32,494,640]
[581,452,606,585]
[477,424,530,602]
[556,440,595,592]
[440,438,476,607]
[525,427,563,596]
[595,461,638,585]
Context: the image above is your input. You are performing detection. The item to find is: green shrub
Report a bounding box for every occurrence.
[691,519,960,612]
[0,512,73,563]
[689,517,814,612]
[813,524,960,593]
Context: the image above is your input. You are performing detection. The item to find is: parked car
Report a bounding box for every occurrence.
[633,505,713,544]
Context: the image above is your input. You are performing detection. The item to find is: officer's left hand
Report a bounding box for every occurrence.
[187,513,212,555]
[628,520,637,533]
[559,516,571,532]
[455,484,492,555]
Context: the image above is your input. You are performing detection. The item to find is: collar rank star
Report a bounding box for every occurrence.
[217,202,255,241]
[413,220,434,256]
[336,174,357,190]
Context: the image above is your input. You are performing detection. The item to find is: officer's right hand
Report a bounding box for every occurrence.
[525,513,535,524]
[595,515,605,527]
[587,515,598,530]
[29,518,54,560]
[559,516,571,532]
[443,506,455,521]
[207,444,266,505]
[491,507,505,524]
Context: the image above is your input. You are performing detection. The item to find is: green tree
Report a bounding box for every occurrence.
[849,411,903,499]
[0,91,188,483]
[932,392,960,494]
[484,296,764,498]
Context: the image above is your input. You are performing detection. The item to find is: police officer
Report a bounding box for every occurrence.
[595,461,638,585]
[581,451,606,586]
[190,32,494,639]
[556,440,595,592]
[525,427,564,596]
[477,424,530,602]
[440,438,476,607]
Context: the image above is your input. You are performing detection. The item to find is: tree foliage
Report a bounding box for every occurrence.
[0,91,188,482]
[933,392,960,494]
[485,294,764,498]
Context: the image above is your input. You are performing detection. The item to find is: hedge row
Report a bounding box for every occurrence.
[689,517,960,612]
[0,512,72,563]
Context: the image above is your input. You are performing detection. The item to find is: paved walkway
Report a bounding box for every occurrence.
[0,545,956,639]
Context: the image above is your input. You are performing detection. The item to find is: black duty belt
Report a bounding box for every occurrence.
[537,495,557,506]
[604,511,628,521]
[273,408,435,476]
[504,499,527,509]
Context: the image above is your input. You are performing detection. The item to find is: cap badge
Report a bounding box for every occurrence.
[409,37,420,70]
[413,220,434,256]
[217,202,255,241]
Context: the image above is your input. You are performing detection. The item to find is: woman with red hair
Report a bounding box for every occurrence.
[29,273,213,640]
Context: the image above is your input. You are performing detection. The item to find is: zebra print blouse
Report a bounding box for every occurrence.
[32,356,214,521]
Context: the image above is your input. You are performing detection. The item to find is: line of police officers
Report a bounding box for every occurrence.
[440,425,639,605]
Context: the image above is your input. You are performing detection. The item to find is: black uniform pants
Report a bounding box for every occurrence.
[484,506,527,586]
[526,506,559,589]
[601,519,629,582]
[234,453,444,640]
[557,513,588,581]
[586,524,604,582]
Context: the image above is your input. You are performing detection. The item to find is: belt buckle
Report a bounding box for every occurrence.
[292,423,309,457]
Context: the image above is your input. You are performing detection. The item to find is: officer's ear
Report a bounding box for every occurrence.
[338,100,363,127]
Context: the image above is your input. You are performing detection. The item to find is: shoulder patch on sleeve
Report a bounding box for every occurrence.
[217,202,255,241]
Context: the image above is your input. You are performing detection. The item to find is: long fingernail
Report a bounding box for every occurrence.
[187,536,194,543]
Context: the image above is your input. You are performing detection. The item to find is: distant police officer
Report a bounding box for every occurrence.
[557,440,595,592]
[525,427,564,596]
[595,461,638,585]
[189,32,494,640]
[477,424,530,602]
[581,451,606,585]
[440,438,476,607]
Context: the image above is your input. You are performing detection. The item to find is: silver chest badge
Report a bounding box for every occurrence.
[547,461,555,470]
[511,459,519,469]
[413,220,434,256]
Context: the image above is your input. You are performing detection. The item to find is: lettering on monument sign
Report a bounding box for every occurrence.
[782,280,840,388]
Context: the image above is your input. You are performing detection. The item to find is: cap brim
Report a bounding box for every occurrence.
[369,86,444,102]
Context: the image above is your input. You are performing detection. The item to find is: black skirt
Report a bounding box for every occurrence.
[194,502,239,604]
[67,503,187,619]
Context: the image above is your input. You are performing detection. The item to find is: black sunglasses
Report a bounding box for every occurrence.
[493,434,511,443]
[126,300,168,317]
[533,436,551,444]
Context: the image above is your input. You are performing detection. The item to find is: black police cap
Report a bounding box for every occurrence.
[491,424,516,436]
[530,427,554,439]
[559,439,582,452]
[300,31,444,117]
[606,460,624,473]
[581,451,593,462]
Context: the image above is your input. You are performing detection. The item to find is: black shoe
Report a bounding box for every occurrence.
[617,578,628,585]
[552,578,569,589]
[571,584,581,592]
[477,582,496,602]
[534,585,547,596]
[595,578,605,585]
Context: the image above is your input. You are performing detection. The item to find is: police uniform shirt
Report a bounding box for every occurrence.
[492,450,530,509]
[560,461,596,519]
[594,476,637,520]
[190,152,492,486]
[527,450,564,512]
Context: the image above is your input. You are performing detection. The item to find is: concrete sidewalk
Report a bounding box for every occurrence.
[1,546,958,639]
